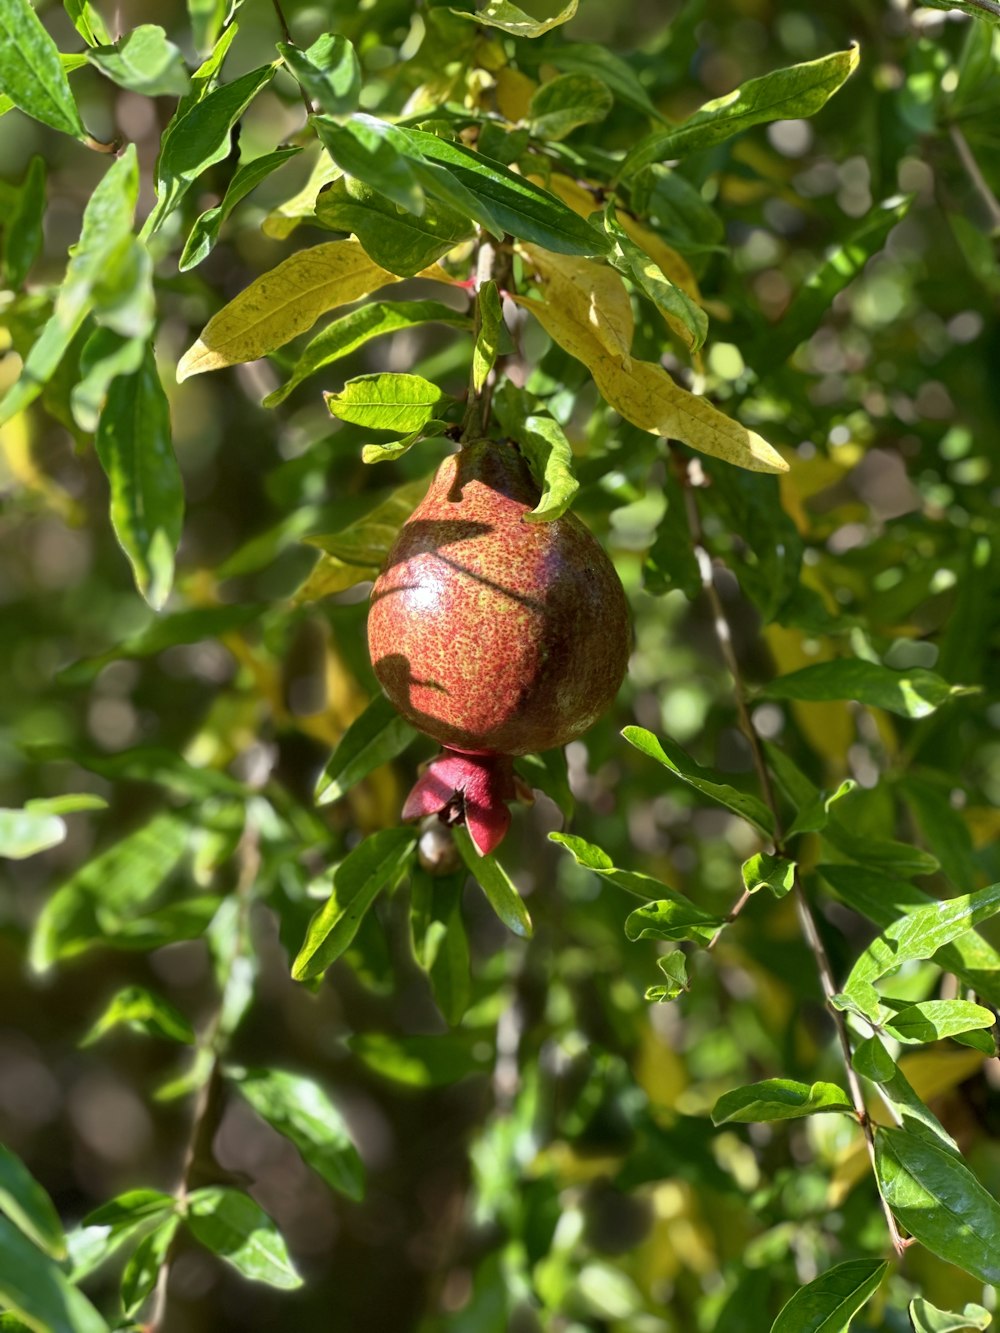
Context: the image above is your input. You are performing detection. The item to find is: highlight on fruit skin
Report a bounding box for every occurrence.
[367,438,631,855]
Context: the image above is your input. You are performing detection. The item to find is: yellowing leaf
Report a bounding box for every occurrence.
[177,240,399,380]
[527,171,598,219]
[262,147,342,240]
[495,65,537,121]
[619,214,702,304]
[518,242,633,370]
[517,291,787,474]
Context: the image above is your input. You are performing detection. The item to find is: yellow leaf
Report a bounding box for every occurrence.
[619,214,703,305]
[518,242,633,370]
[527,170,600,220]
[177,240,399,380]
[495,65,537,121]
[516,290,788,474]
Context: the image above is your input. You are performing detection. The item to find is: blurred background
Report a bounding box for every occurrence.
[1,0,999,1328]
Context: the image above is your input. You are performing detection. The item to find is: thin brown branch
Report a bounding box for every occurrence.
[146,826,261,1332]
[949,123,1000,232]
[683,467,910,1257]
[461,236,514,443]
[271,0,315,118]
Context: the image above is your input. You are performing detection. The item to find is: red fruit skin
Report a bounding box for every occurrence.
[368,441,630,757]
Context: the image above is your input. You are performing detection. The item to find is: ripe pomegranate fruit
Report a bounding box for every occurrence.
[367,439,630,855]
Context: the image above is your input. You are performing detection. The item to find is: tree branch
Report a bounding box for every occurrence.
[948,123,1000,232]
[682,465,910,1257]
[146,825,261,1332]
[461,234,514,443]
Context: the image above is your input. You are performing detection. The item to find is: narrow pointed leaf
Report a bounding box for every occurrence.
[455,827,532,938]
[762,660,965,719]
[0,0,86,138]
[315,693,417,806]
[185,1188,302,1289]
[770,1258,888,1333]
[712,1079,854,1126]
[179,145,303,271]
[80,985,195,1047]
[0,1146,65,1259]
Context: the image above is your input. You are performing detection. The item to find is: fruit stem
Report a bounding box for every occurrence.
[460,232,514,443]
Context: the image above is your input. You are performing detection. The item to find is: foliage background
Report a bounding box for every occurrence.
[1,0,999,1330]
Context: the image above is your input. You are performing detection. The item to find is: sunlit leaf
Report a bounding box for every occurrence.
[0,0,86,138]
[712,1078,854,1125]
[883,1000,995,1047]
[80,985,195,1047]
[908,1298,992,1333]
[185,1188,302,1289]
[447,0,577,38]
[769,1258,887,1333]
[0,1146,65,1260]
[741,852,796,898]
[87,25,189,97]
[324,372,448,434]
[0,1215,108,1333]
[278,33,360,115]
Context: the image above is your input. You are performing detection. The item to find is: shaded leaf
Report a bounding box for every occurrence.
[770,1258,888,1333]
[455,827,532,938]
[712,1079,854,1126]
[0,1215,108,1333]
[622,726,775,834]
[120,1217,179,1319]
[179,146,303,271]
[350,1032,490,1086]
[96,344,183,611]
[410,869,471,1026]
[292,827,417,980]
[185,1188,302,1289]
[2,155,46,289]
[314,174,473,276]
[762,660,965,719]
[228,1067,364,1201]
[645,950,689,1003]
[529,71,613,141]
[0,807,67,859]
[0,1145,65,1259]
[315,693,417,806]
[621,46,860,176]
[472,280,504,392]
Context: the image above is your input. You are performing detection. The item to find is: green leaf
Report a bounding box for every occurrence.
[324,372,447,434]
[409,869,471,1027]
[0,807,67,859]
[80,985,195,1047]
[70,329,146,435]
[314,173,473,276]
[455,827,532,938]
[908,1298,992,1333]
[769,1258,888,1333]
[185,1188,302,1289]
[278,33,360,115]
[621,726,775,835]
[535,42,665,118]
[315,693,418,806]
[842,881,1000,1019]
[883,1000,996,1047]
[472,280,504,393]
[505,405,579,523]
[448,0,578,36]
[901,777,978,894]
[0,0,86,138]
[0,1146,65,1259]
[3,155,46,289]
[120,1216,179,1319]
[313,114,425,214]
[919,0,1000,23]
[227,1067,364,1201]
[624,900,724,945]
[30,812,189,972]
[529,71,613,141]
[349,1032,490,1087]
[267,300,470,407]
[645,950,689,1003]
[95,344,183,611]
[621,45,860,176]
[741,852,796,899]
[400,126,609,256]
[296,477,429,602]
[360,419,449,465]
[83,1189,175,1234]
[785,779,857,838]
[749,196,912,373]
[629,164,725,251]
[853,1036,960,1155]
[712,1079,854,1126]
[187,0,229,53]
[761,660,965,719]
[64,0,111,46]
[144,62,277,237]
[179,145,303,271]
[606,202,707,352]
[515,748,574,819]
[0,148,139,428]
[550,831,706,908]
[0,1215,108,1333]
[876,1126,1000,1283]
[292,827,417,981]
[87,26,189,97]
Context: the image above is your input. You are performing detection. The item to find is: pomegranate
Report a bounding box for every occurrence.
[367,440,630,856]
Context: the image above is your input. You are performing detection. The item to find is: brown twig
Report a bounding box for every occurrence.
[270,0,315,118]
[145,825,261,1332]
[948,124,1000,232]
[461,235,514,443]
[682,464,910,1257]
